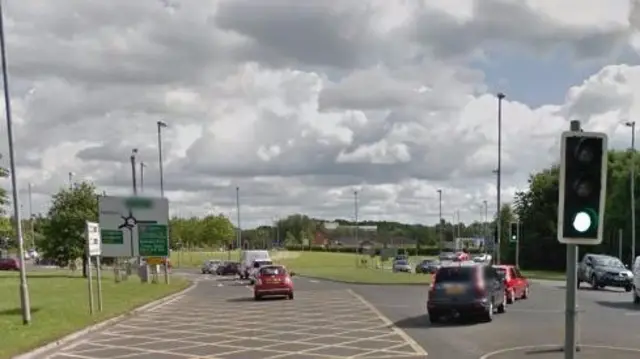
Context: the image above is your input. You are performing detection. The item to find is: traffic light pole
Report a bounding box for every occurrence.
[564,120,581,359]
[515,222,520,269]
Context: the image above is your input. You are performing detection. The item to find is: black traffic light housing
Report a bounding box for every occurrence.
[557,131,608,244]
[509,222,519,243]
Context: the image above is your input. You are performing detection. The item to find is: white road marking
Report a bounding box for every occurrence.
[309,279,319,283]
[479,344,640,359]
[148,295,184,312]
[347,289,428,356]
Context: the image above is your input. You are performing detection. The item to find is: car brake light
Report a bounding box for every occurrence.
[284,276,292,284]
[255,278,262,285]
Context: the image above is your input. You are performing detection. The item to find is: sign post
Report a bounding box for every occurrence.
[85,221,102,314]
[98,196,170,284]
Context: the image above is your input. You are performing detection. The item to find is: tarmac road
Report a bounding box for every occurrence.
[37,271,640,359]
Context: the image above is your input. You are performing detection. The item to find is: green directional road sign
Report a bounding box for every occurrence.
[138,224,169,257]
[101,229,124,244]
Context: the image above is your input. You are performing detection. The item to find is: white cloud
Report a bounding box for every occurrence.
[0,0,638,228]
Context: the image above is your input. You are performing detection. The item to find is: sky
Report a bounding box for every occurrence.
[2,0,640,228]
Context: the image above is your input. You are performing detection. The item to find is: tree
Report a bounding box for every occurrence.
[41,182,98,275]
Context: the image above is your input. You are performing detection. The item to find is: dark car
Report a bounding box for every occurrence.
[439,252,456,261]
[216,261,240,276]
[416,259,440,274]
[0,257,20,271]
[578,254,633,291]
[427,263,506,323]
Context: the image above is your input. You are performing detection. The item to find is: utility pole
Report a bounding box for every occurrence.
[68,172,74,190]
[437,189,443,253]
[354,191,359,245]
[496,92,506,265]
[130,149,138,195]
[157,121,167,197]
[483,200,488,246]
[626,121,636,267]
[139,162,146,193]
[28,183,34,249]
[236,187,241,255]
[0,0,31,324]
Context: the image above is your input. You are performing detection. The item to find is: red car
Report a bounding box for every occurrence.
[0,257,20,271]
[254,265,295,300]
[494,265,529,303]
[454,252,470,262]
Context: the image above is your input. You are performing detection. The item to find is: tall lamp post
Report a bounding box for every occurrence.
[0,0,31,324]
[236,186,241,254]
[626,121,636,267]
[139,162,146,193]
[130,149,138,195]
[437,189,443,253]
[483,200,488,243]
[157,121,167,197]
[354,190,359,245]
[68,172,74,190]
[496,92,505,265]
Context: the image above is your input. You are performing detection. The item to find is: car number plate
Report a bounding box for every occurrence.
[267,278,281,283]
[445,286,464,294]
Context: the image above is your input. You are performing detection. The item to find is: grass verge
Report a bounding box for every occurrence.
[0,270,189,359]
[521,270,566,281]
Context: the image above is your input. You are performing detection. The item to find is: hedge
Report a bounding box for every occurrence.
[282,245,483,256]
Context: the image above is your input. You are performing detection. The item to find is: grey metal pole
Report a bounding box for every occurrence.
[157,121,167,197]
[139,162,145,193]
[564,119,582,359]
[68,172,73,190]
[619,229,623,260]
[130,149,138,195]
[0,0,30,325]
[515,221,520,268]
[626,121,636,267]
[87,255,94,315]
[236,186,241,254]
[437,189,443,253]
[483,200,488,247]
[28,183,34,248]
[354,191,359,245]
[496,92,505,265]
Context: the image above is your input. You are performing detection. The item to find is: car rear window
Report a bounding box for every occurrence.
[495,267,507,278]
[435,267,475,283]
[260,266,286,276]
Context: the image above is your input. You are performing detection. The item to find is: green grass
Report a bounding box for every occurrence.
[521,270,566,281]
[0,270,190,359]
[171,250,566,283]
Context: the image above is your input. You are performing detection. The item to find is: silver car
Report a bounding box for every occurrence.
[201,260,221,274]
[392,259,412,273]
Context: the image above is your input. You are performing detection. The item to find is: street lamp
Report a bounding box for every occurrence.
[493,168,500,263]
[437,189,443,253]
[0,0,31,324]
[130,149,138,195]
[626,120,636,267]
[139,162,146,193]
[354,191,359,245]
[483,200,488,243]
[157,121,167,197]
[68,172,74,190]
[496,92,505,265]
[236,186,241,252]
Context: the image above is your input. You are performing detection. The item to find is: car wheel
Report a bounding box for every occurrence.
[625,285,633,292]
[254,293,261,301]
[427,310,439,324]
[497,293,506,314]
[481,302,494,322]
[507,289,515,304]
[577,280,581,289]
[522,286,529,299]
[288,292,294,300]
[590,275,598,290]
[633,287,640,304]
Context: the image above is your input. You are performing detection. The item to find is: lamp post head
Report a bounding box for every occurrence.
[625,121,636,128]
[497,92,506,100]
[157,120,167,128]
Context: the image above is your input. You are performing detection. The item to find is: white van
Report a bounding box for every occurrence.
[240,250,271,280]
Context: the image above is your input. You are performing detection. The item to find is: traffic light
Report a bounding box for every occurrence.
[557,131,608,245]
[509,222,518,243]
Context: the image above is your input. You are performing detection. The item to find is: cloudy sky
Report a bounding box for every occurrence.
[1,0,639,228]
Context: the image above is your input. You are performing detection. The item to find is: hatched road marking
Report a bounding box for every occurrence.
[46,286,427,359]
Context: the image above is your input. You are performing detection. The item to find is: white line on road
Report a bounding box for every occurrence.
[348,289,428,356]
[309,279,319,283]
[148,295,184,312]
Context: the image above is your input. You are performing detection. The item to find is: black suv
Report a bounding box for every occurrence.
[578,254,633,291]
[427,263,506,323]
